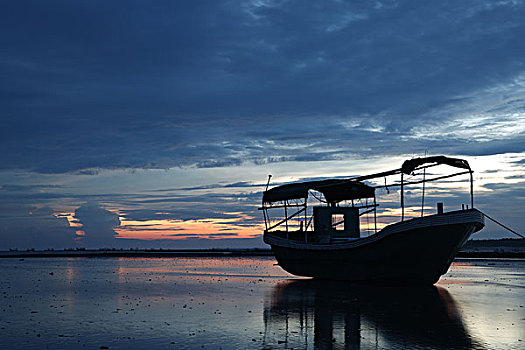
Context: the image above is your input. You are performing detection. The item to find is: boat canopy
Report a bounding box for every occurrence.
[401,156,471,175]
[263,156,471,204]
[263,179,375,204]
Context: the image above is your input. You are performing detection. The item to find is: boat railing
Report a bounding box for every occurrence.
[261,156,476,241]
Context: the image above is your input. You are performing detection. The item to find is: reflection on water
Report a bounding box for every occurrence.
[263,280,483,350]
[0,257,524,349]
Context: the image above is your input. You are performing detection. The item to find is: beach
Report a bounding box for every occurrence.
[1,256,524,349]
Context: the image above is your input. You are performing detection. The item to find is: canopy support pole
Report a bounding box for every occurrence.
[401,173,404,221]
[304,201,308,242]
[421,166,426,217]
[374,195,377,234]
[284,201,288,238]
[470,171,474,208]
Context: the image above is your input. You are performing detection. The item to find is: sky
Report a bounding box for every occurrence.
[1,0,524,249]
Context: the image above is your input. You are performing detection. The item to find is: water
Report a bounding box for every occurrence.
[0,257,523,349]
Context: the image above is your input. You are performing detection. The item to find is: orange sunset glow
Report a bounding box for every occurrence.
[114,215,262,240]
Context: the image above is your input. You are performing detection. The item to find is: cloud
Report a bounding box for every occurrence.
[0,184,62,192]
[74,202,121,248]
[152,181,258,192]
[0,205,76,249]
[164,233,239,237]
[0,0,523,173]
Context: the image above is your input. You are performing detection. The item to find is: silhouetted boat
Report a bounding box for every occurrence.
[260,156,485,284]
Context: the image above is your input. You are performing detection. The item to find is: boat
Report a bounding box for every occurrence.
[260,156,485,284]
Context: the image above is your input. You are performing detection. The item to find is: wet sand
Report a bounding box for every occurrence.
[0,257,523,349]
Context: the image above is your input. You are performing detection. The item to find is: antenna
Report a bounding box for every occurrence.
[265,174,272,191]
[421,149,427,217]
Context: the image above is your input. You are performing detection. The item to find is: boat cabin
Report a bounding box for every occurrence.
[313,206,360,242]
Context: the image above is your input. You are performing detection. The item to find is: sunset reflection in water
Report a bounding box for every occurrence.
[0,257,523,349]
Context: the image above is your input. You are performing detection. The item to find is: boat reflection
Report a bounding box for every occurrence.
[263,280,483,350]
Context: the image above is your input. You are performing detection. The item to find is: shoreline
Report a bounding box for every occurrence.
[0,248,275,258]
[0,248,524,259]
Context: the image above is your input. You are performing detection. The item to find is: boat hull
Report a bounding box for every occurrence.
[265,209,484,284]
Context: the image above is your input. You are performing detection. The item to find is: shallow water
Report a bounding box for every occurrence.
[0,257,523,349]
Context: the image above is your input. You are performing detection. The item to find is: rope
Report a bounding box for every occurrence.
[479,210,525,239]
[309,191,327,203]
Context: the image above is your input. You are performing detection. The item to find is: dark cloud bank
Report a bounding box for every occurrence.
[1,0,524,173]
